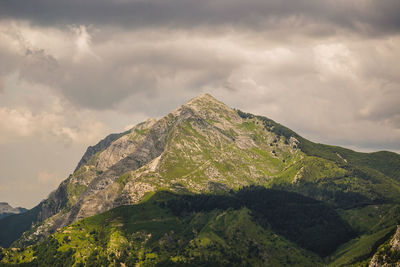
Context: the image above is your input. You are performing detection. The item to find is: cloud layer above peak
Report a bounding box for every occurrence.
[0,0,400,207]
[1,0,400,37]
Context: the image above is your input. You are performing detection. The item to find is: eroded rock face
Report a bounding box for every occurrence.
[13,94,301,247]
[74,131,129,172]
[94,119,158,171]
[392,227,400,251]
[370,226,400,267]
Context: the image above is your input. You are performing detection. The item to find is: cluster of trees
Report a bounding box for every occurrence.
[25,237,76,266]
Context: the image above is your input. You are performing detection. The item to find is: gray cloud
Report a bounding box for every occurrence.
[0,0,400,207]
[1,0,400,37]
[0,25,242,110]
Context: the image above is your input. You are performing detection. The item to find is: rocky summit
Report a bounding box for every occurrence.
[1,94,400,266]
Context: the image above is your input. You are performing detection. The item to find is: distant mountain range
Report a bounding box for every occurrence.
[0,202,26,219]
[1,94,400,266]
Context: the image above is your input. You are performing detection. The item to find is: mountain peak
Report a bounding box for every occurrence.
[185,93,221,106]
[169,93,232,121]
[192,92,215,100]
[183,93,231,112]
[173,93,239,125]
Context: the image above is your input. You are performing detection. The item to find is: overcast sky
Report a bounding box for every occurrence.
[0,0,399,208]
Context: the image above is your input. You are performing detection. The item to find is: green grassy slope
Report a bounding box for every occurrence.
[237,109,400,183]
[236,110,400,206]
[1,187,356,266]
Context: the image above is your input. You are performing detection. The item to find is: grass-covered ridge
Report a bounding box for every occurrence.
[236,109,400,205]
[1,187,355,266]
[236,109,400,179]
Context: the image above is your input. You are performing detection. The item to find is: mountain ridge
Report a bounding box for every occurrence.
[1,93,400,266]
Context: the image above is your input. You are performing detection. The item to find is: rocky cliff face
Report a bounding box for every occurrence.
[370,226,400,267]
[74,130,131,172]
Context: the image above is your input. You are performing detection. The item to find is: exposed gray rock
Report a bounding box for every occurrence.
[74,130,131,172]
[369,226,400,267]
[391,226,400,251]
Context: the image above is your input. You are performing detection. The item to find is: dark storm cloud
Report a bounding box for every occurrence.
[1,0,400,36]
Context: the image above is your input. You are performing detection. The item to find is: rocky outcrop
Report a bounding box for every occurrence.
[66,116,174,223]
[392,227,400,251]
[370,226,400,267]
[74,130,131,172]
